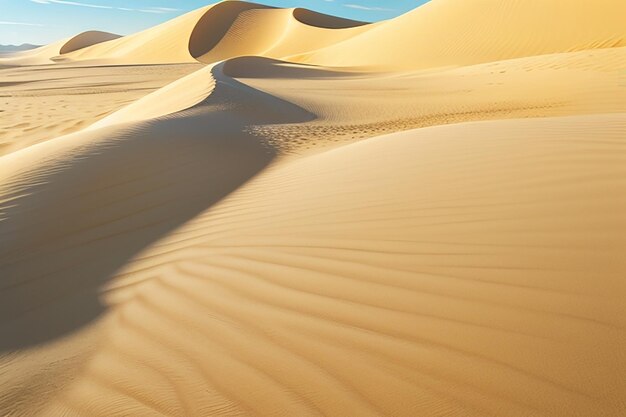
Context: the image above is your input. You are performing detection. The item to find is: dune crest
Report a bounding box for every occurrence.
[52,1,370,66]
[291,0,626,69]
[87,65,217,130]
[58,31,121,55]
[191,5,370,64]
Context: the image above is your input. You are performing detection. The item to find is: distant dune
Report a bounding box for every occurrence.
[0,0,625,416]
[291,0,626,69]
[0,30,120,65]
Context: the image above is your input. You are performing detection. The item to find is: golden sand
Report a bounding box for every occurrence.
[1,1,625,415]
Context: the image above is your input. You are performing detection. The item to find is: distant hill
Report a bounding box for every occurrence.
[0,44,41,53]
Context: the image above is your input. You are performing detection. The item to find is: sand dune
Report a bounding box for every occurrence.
[0,63,201,156]
[191,5,369,64]
[56,1,369,65]
[292,0,626,69]
[1,0,625,415]
[1,111,624,416]
[3,0,624,68]
[0,31,119,66]
[57,31,121,56]
[235,48,626,154]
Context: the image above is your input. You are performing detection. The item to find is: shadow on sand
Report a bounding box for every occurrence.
[0,66,314,350]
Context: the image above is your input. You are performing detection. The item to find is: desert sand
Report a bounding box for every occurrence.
[0,0,625,416]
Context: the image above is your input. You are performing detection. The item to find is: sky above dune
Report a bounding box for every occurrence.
[0,0,429,45]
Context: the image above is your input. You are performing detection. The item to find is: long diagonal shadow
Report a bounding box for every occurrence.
[0,63,315,350]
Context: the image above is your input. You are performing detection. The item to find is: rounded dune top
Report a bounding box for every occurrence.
[189,1,370,62]
[59,30,121,55]
[189,1,373,64]
[188,0,276,60]
[291,8,368,29]
[0,30,120,65]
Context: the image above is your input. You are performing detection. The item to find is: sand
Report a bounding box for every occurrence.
[291,0,626,70]
[0,0,625,416]
[0,63,202,155]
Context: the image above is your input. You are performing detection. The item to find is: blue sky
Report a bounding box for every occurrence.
[0,0,429,45]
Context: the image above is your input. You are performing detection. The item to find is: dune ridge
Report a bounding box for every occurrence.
[52,1,370,66]
[291,0,626,69]
[1,0,625,416]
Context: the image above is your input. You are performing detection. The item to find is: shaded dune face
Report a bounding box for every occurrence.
[0,119,275,349]
[188,1,276,60]
[59,31,121,55]
[220,56,351,79]
[0,63,315,351]
[291,8,368,29]
[189,2,368,64]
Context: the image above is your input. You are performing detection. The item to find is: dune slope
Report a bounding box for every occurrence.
[1,111,624,416]
[292,0,626,69]
[59,1,369,65]
[0,63,202,156]
[235,47,626,154]
[0,30,120,66]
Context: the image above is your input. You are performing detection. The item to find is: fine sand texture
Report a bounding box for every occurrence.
[1,0,625,416]
[0,63,201,155]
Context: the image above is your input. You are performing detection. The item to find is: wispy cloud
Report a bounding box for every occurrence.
[344,4,395,12]
[31,0,111,9]
[0,20,44,26]
[139,7,180,14]
[30,0,179,14]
